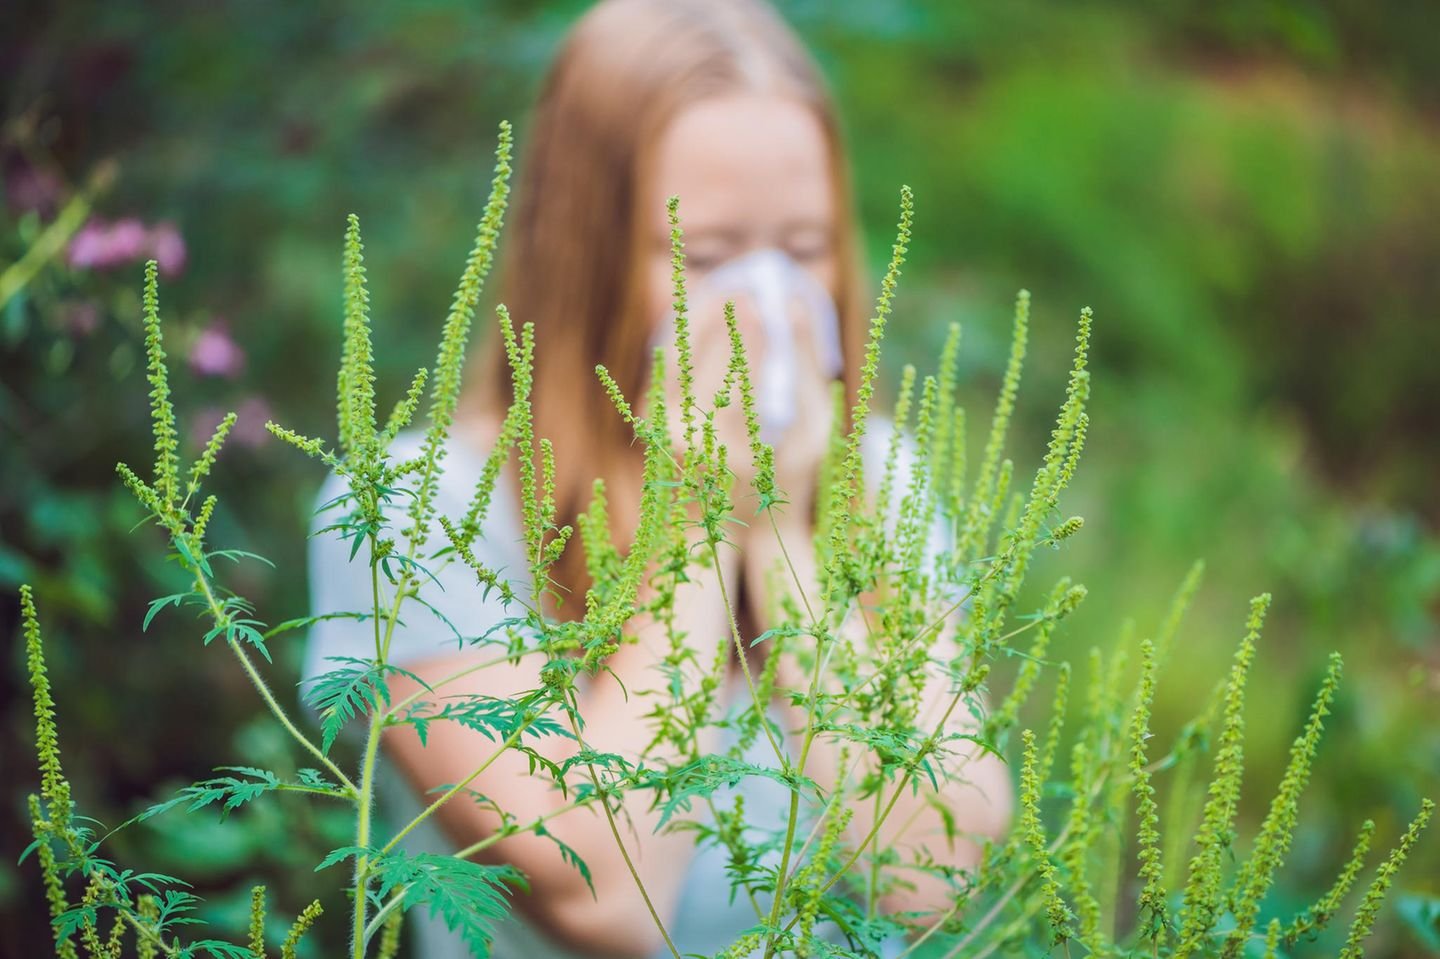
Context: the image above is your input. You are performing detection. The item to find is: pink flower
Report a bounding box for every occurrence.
[68,217,147,270]
[190,396,273,452]
[150,221,187,276]
[231,396,274,448]
[66,217,187,275]
[66,220,115,270]
[189,321,246,379]
[190,406,231,452]
[109,218,148,258]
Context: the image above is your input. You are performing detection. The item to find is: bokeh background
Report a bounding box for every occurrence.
[2,1,1437,956]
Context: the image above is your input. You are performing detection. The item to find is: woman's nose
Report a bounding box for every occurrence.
[725,292,767,361]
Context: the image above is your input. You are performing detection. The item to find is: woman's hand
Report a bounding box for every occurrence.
[646,278,837,519]
[645,289,761,495]
[760,290,836,523]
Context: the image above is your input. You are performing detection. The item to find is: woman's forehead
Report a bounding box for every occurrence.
[647,93,834,235]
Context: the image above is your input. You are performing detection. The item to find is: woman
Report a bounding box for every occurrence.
[306,1,1011,956]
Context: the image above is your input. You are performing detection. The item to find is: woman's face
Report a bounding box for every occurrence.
[644,93,838,337]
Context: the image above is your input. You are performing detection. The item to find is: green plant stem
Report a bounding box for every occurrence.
[564,696,682,959]
[805,569,981,725]
[185,557,356,793]
[453,797,591,860]
[931,799,1087,959]
[788,744,860,868]
[351,710,383,959]
[865,786,887,916]
[349,414,543,954]
[350,543,392,959]
[966,902,1044,959]
[919,763,1116,959]
[759,612,889,934]
[228,636,357,791]
[360,794,596,945]
[383,647,542,721]
[767,509,818,624]
[357,891,405,952]
[118,903,181,958]
[757,510,829,959]
[831,693,962,890]
[768,548,990,938]
[709,540,786,767]
[0,174,99,311]
[269,782,355,801]
[790,532,1056,882]
[766,608,861,877]
[786,671,979,937]
[817,761,912,898]
[761,791,802,959]
[379,723,529,856]
[371,558,385,662]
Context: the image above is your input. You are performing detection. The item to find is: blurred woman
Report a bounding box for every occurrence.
[306,1,1011,955]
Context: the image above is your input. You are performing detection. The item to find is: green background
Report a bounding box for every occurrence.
[2,1,1437,955]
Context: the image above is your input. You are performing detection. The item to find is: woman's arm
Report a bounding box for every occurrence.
[378,542,736,959]
[741,510,1012,920]
[870,620,1014,914]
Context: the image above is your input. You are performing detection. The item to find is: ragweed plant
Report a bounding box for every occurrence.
[17,123,1432,958]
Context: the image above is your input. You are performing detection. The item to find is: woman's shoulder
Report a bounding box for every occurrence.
[858,412,906,478]
[302,418,528,683]
[309,420,505,525]
[856,411,956,556]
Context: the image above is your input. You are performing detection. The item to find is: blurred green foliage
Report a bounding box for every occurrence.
[2,1,1436,955]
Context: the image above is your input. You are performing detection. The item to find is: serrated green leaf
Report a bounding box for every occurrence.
[144,592,194,631]
[184,941,256,959]
[370,850,524,956]
[302,658,394,754]
[535,824,593,896]
[651,757,816,828]
[315,845,370,872]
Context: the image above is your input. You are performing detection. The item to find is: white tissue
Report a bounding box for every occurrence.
[657,248,842,441]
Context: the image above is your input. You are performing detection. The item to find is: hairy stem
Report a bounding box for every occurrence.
[564,696,681,959]
[709,540,787,766]
[379,723,529,857]
[188,561,355,793]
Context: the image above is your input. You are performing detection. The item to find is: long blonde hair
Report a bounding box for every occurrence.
[466,0,866,612]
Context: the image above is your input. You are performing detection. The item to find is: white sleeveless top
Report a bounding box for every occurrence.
[304,422,941,958]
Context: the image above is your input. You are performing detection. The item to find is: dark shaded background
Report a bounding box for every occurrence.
[2,1,1437,955]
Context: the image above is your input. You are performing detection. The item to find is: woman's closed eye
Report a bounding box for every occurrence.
[781,225,834,265]
[678,227,745,275]
[684,251,727,274]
